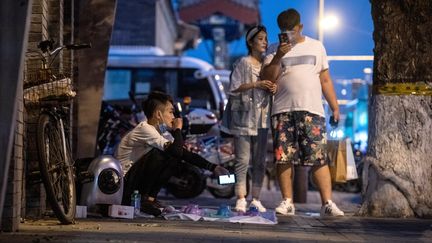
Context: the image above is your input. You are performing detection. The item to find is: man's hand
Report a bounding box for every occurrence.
[172,118,183,130]
[332,109,340,123]
[275,42,292,59]
[213,165,230,176]
[261,43,291,83]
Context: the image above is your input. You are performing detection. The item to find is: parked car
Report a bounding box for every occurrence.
[103,46,229,118]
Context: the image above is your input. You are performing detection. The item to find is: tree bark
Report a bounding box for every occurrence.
[359,0,432,218]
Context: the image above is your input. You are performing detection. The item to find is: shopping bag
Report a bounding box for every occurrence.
[327,140,347,183]
[345,138,359,181]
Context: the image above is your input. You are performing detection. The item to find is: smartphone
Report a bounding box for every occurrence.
[218,174,236,185]
[174,102,182,118]
[278,32,290,44]
[329,115,339,127]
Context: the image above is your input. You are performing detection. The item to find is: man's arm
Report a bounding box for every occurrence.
[163,128,183,157]
[181,149,229,176]
[181,149,216,171]
[261,43,291,83]
[320,69,340,121]
[261,54,282,83]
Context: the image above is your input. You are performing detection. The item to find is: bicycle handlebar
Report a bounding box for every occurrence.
[32,40,91,68]
[37,39,91,55]
[49,43,91,56]
[65,43,92,50]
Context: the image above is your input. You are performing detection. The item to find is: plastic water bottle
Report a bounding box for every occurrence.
[130,190,141,216]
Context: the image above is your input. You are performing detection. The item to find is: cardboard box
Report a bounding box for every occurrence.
[75,205,87,218]
[108,205,134,219]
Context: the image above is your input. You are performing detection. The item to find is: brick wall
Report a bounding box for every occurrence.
[23,0,50,219]
[1,93,25,232]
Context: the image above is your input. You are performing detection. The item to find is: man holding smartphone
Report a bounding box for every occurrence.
[262,9,344,217]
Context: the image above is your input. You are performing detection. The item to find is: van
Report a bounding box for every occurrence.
[103,46,229,117]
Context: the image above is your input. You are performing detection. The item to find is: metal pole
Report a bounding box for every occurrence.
[318,0,324,43]
[293,167,309,203]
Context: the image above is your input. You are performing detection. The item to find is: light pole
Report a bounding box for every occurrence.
[319,6,339,44]
[318,0,324,42]
[318,0,373,61]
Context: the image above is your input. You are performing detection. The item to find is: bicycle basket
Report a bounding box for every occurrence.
[23,65,75,106]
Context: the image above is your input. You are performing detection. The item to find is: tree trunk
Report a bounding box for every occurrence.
[359,0,432,218]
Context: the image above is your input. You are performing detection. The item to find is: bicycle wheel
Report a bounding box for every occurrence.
[37,113,76,224]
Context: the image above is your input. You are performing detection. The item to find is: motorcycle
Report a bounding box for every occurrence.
[96,101,137,155]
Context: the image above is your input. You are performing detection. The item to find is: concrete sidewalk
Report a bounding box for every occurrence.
[1,190,431,242]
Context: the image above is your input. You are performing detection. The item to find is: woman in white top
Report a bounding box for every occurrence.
[225,25,276,213]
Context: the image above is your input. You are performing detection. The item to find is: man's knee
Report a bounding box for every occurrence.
[311,164,329,174]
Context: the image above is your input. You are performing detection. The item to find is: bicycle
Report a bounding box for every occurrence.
[24,40,90,224]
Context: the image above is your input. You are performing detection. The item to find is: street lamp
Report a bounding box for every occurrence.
[318,0,373,62]
[318,0,339,43]
[318,0,324,42]
[320,15,339,31]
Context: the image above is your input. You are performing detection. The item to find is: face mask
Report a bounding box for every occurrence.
[158,123,169,134]
[157,111,171,134]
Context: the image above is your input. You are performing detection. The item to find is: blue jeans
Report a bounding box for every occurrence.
[234,128,268,198]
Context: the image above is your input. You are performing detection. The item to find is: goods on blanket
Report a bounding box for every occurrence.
[216,204,232,217]
[246,206,260,216]
[163,205,278,225]
[181,204,202,216]
[162,205,177,214]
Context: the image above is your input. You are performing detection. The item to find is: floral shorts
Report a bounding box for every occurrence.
[271,111,328,166]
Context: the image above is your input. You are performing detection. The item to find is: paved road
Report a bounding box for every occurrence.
[1,189,431,242]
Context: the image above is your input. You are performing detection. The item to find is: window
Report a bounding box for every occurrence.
[178,68,215,110]
[103,67,218,112]
[133,68,176,99]
[103,69,131,100]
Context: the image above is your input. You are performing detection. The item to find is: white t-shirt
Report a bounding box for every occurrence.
[115,121,174,175]
[264,36,329,117]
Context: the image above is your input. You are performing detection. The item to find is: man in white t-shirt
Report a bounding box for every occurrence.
[262,8,344,217]
[116,91,228,216]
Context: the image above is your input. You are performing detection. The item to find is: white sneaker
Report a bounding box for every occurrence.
[275,198,295,215]
[250,199,267,213]
[235,198,247,213]
[320,200,345,217]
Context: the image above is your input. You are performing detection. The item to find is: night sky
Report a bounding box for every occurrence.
[184,0,374,80]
